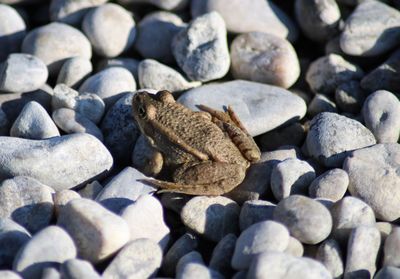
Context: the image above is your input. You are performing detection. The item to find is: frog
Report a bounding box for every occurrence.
[131,90,261,195]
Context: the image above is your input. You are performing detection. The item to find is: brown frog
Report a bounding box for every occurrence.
[131,90,261,195]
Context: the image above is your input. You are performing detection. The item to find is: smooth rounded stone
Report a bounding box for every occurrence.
[306,54,364,95]
[97,57,140,81]
[96,167,156,213]
[57,198,130,263]
[309,168,349,202]
[284,236,304,257]
[60,259,101,279]
[181,196,240,242]
[191,0,298,41]
[41,267,60,279]
[344,226,380,279]
[10,101,60,139]
[103,238,162,279]
[138,59,201,92]
[0,4,26,62]
[230,32,299,88]
[0,271,22,279]
[316,239,344,279]
[0,54,48,93]
[56,57,93,89]
[0,218,31,268]
[375,267,400,279]
[330,196,376,244]
[340,1,400,57]
[239,200,276,231]
[179,80,307,137]
[172,11,230,82]
[0,133,112,191]
[274,195,333,244]
[383,228,400,267]
[209,234,237,275]
[176,263,223,279]
[335,81,365,113]
[175,251,204,275]
[52,108,103,141]
[362,90,400,143]
[79,67,136,107]
[52,84,105,124]
[307,94,337,117]
[78,180,103,200]
[343,144,400,221]
[82,4,135,58]
[377,222,394,243]
[13,225,77,279]
[121,195,170,250]
[135,11,185,63]
[0,176,54,233]
[231,220,290,270]
[247,251,332,279]
[306,112,376,167]
[259,122,306,151]
[117,0,187,10]
[21,22,92,75]
[53,189,80,216]
[271,158,316,200]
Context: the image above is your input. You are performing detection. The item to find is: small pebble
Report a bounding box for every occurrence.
[259,122,306,151]
[175,251,204,274]
[316,239,344,279]
[335,81,365,113]
[56,57,93,89]
[53,189,81,216]
[383,227,400,267]
[307,94,337,117]
[60,259,101,279]
[239,200,276,231]
[309,168,349,202]
[375,266,400,279]
[377,222,394,243]
[209,234,237,276]
[284,236,304,257]
[176,262,223,279]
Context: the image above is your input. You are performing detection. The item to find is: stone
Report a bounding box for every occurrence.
[362,90,400,143]
[176,262,223,279]
[0,176,54,233]
[56,57,93,89]
[10,101,59,139]
[172,11,230,82]
[21,22,91,75]
[209,234,237,275]
[178,80,307,137]
[82,4,136,58]
[0,133,112,191]
[0,271,22,279]
[259,123,306,151]
[316,239,344,279]
[97,57,140,81]
[176,251,204,273]
[13,225,77,279]
[377,222,394,243]
[53,189,80,216]
[103,238,162,279]
[57,198,130,263]
[0,54,48,93]
[78,181,103,200]
[306,112,376,167]
[309,168,349,202]
[307,94,337,117]
[274,195,332,244]
[40,267,60,279]
[383,228,400,267]
[0,108,9,136]
[181,196,240,242]
[335,81,365,113]
[340,1,400,57]
[239,200,276,232]
[375,267,400,279]
[284,236,304,257]
[231,220,290,270]
[117,0,187,10]
[60,259,101,279]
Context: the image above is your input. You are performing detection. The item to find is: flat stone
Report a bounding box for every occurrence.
[307,94,337,117]
[56,57,93,89]
[335,81,365,113]
[309,168,349,202]
[178,80,307,137]
[60,259,101,279]
[316,239,344,279]
[117,0,187,10]
[383,227,400,267]
[0,133,112,191]
[239,200,276,231]
[209,234,237,276]
[375,267,400,279]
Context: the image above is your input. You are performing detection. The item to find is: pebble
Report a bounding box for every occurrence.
[52,84,105,125]
[0,108,9,136]
[306,54,364,95]
[0,271,22,279]
[0,4,26,62]
[306,112,376,167]
[274,195,332,244]
[270,158,316,201]
[121,195,170,250]
[259,123,306,151]
[0,133,112,191]
[56,57,93,89]
[172,11,230,82]
[40,267,60,279]
[375,267,400,279]
[117,0,187,10]
[135,11,185,63]
[13,225,77,279]
[178,80,307,136]
[82,4,136,58]
[383,227,400,267]
[231,220,290,270]
[57,198,130,263]
[239,200,276,231]
[307,94,337,117]
[309,168,349,202]
[316,239,344,279]
[0,176,54,233]
[138,59,200,92]
[362,90,400,143]
[191,0,298,41]
[79,67,136,107]
[176,262,223,279]
[181,196,240,242]
[284,236,304,257]
[60,259,101,279]
[344,226,381,279]
[21,22,92,75]
[103,238,162,279]
[344,143,400,221]
[10,101,60,139]
[335,81,365,113]
[209,234,237,275]
[0,54,48,93]
[97,57,140,81]
[77,180,103,200]
[340,1,400,57]
[53,189,81,216]
[377,222,394,243]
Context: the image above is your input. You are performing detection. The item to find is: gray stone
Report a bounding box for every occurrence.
[176,251,205,274]
[21,22,92,75]
[0,54,48,93]
[0,108,9,136]
[362,90,400,143]
[13,225,76,279]
[209,234,237,275]
[239,200,276,231]
[57,198,130,263]
[176,263,223,279]
[178,80,307,136]
[172,12,230,82]
[377,222,394,243]
[284,236,304,257]
[97,57,140,81]
[10,101,59,139]
[56,57,93,89]
[0,133,112,191]
[117,0,187,10]
[383,228,400,267]
[335,81,365,113]
[40,267,60,279]
[307,94,337,117]
[306,112,376,167]
[60,259,101,279]
[309,168,349,202]
[316,239,344,279]
[0,271,22,279]
[375,267,400,279]
[53,189,80,216]
[259,123,306,151]
[77,181,103,200]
